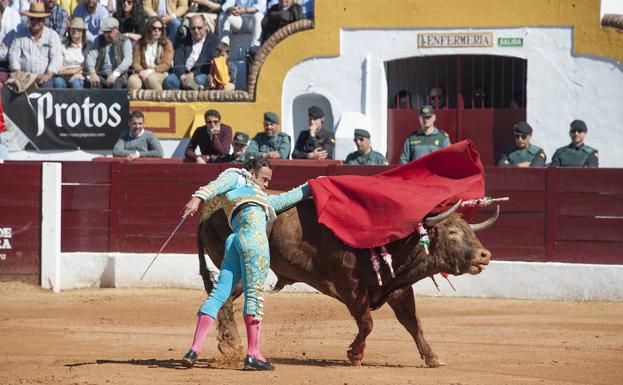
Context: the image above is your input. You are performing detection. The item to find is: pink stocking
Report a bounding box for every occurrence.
[244,315,265,361]
[190,313,215,353]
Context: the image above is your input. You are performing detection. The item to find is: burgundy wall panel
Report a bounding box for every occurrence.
[554,241,623,264]
[0,164,41,278]
[61,161,111,184]
[558,193,623,217]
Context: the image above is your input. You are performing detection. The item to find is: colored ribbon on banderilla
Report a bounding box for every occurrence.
[140,216,187,280]
[460,196,509,208]
[368,245,396,286]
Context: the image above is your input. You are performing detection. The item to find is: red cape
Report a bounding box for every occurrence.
[308,140,485,248]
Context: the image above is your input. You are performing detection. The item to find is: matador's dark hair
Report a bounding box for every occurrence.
[244,158,272,174]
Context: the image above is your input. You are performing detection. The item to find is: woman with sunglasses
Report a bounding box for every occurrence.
[113,0,146,42]
[127,16,173,91]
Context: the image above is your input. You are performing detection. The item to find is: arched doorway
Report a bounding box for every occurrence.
[386,55,527,165]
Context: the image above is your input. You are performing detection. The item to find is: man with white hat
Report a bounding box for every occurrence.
[85,17,132,89]
[8,2,62,88]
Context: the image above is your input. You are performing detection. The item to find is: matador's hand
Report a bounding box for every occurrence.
[183,196,202,218]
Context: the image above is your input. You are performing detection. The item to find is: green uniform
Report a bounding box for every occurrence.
[344,149,387,165]
[550,143,599,167]
[498,144,546,167]
[243,132,291,160]
[399,127,450,164]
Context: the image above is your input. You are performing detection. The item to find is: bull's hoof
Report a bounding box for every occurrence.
[424,355,445,368]
[346,349,363,366]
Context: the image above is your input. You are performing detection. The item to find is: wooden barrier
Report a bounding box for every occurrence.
[0,163,42,281]
[1,160,622,282]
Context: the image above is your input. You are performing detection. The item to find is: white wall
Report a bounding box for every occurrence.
[281,27,623,166]
[56,252,623,301]
[601,0,623,18]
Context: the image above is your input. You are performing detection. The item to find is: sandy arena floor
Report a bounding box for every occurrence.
[0,282,622,385]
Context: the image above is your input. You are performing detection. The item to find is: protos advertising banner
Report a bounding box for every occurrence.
[1,88,129,150]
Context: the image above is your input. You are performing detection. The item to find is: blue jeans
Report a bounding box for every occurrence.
[162,73,208,90]
[53,76,84,89]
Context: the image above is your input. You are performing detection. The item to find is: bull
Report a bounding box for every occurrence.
[196,198,497,367]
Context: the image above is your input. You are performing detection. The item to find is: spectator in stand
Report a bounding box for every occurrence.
[344,128,387,165]
[128,17,173,91]
[8,0,29,24]
[292,106,335,160]
[163,15,218,90]
[399,105,450,164]
[260,0,301,43]
[428,86,446,109]
[113,0,146,42]
[85,17,133,89]
[550,119,599,168]
[100,0,117,15]
[497,122,546,168]
[0,3,20,76]
[113,110,164,161]
[207,42,234,90]
[185,109,233,163]
[73,0,110,42]
[469,84,489,108]
[395,89,411,109]
[143,0,189,45]
[219,0,266,50]
[185,0,224,34]
[9,3,62,88]
[244,111,291,160]
[44,0,69,37]
[53,17,88,89]
[59,0,81,16]
[216,131,249,163]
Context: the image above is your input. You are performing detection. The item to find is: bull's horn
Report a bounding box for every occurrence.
[424,200,462,227]
[469,205,500,232]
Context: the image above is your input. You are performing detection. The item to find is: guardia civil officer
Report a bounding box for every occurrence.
[344,128,387,165]
[243,112,291,160]
[399,105,450,164]
[550,119,599,167]
[497,122,546,167]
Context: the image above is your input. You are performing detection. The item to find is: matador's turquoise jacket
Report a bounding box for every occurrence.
[192,168,311,319]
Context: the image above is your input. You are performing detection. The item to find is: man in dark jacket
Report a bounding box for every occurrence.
[185,109,233,163]
[292,106,335,159]
[163,15,218,90]
[261,0,302,42]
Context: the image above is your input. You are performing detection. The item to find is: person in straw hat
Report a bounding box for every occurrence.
[53,17,89,88]
[8,2,62,88]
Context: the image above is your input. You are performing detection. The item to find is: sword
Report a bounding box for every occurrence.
[140,215,187,280]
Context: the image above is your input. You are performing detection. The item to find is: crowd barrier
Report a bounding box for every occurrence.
[1,160,622,283]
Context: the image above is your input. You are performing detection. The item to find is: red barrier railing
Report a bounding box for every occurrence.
[1,161,621,283]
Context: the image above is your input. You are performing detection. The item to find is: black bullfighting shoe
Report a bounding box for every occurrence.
[243,355,275,371]
[181,349,198,368]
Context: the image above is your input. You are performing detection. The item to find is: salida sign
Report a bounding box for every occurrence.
[1,88,129,150]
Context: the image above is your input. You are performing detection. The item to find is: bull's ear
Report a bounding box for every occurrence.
[469,205,500,232]
[424,200,462,227]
